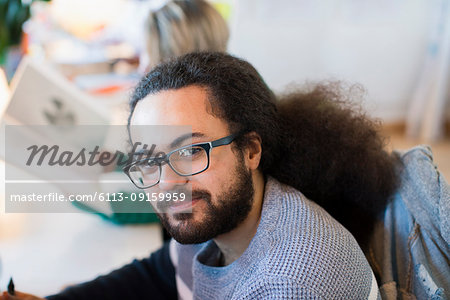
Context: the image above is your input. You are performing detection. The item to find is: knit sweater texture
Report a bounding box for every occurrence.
[171,177,379,299]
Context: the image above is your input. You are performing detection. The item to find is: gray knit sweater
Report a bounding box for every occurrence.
[170,177,380,299]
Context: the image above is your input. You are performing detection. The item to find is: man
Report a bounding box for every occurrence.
[4,52,397,299]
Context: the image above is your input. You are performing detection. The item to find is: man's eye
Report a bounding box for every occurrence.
[139,160,159,173]
[178,147,202,157]
[144,160,157,167]
[136,160,157,170]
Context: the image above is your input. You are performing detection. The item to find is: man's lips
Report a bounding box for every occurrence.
[168,197,201,213]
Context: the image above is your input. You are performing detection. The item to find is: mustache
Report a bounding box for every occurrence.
[155,189,211,212]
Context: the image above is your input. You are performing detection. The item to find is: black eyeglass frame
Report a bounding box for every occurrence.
[123,132,241,189]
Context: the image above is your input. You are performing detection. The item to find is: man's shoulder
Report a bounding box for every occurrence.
[258,178,376,297]
[264,176,354,240]
[264,177,360,241]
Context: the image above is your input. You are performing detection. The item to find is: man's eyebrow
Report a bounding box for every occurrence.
[170,132,205,148]
[133,132,206,156]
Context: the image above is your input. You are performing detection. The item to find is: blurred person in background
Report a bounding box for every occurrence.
[140,0,229,71]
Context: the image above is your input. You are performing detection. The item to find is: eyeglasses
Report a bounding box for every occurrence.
[123,133,240,189]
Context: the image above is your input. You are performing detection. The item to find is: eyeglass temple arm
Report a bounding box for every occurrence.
[211,132,240,148]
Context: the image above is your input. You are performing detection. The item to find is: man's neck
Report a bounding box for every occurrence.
[213,172,265,266]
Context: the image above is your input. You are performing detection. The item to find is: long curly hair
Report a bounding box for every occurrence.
[129,52,402,249]
[273,83,402,248]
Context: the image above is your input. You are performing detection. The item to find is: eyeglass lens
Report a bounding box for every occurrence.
[128,145,208,188]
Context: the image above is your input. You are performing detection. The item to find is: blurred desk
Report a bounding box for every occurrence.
[0,160,163,297]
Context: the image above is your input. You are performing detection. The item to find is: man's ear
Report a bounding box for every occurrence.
[243,132,262,171]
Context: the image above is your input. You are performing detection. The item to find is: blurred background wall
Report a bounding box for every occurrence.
[228,0,450,126]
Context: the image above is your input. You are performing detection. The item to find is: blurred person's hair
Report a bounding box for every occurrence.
[146,0,229,68]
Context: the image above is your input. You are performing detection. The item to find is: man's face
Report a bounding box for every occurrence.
[130,85,255,244]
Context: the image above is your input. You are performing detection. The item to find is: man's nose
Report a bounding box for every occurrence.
[158,163,188,191]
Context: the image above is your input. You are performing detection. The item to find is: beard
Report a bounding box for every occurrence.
[156,157,255,244]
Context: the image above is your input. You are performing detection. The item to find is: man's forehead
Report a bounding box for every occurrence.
[129,125,195,152]
[131,85,215,126]
[130,85,230,147]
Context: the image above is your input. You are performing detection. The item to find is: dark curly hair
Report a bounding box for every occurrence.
[274,84,402,248]
[129,52,402,249]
